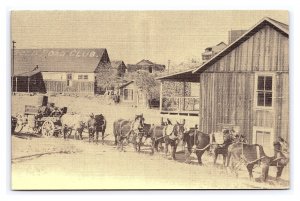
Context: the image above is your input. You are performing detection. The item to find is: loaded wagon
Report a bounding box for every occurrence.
[13,96,67,137]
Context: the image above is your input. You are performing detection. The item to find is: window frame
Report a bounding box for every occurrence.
[254,72,276,110]
[123,88,134,102]
[78,75,83,80]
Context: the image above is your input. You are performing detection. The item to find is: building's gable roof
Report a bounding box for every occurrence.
[13,48,108,75]
[136,59,154,66]
[111,60,126,69]
[193,17,288,73]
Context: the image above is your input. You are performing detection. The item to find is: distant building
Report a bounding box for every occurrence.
[201,42,227,63]
[13,48,111,95]
[110,60,127,77]
[118,81,148,107]
[127,59,165,73]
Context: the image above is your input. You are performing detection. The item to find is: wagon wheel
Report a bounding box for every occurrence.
[41,120,55,137]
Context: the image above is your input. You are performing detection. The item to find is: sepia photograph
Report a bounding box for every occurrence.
[10,10,289,190]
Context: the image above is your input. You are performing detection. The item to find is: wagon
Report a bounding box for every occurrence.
[13,96,67,137]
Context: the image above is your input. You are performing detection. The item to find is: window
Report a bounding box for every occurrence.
[78,74,88,80]
[255,74,274,108]
[124,89,134,101]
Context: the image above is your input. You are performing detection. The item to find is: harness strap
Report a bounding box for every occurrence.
[154,136,165,141]
[191,143,211,151]
[245,156,266,165]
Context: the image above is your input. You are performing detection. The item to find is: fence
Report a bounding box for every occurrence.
[161,96,199,115]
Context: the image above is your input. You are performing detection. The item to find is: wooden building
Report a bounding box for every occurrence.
[13,48,111,95]
[158,17,289,155]
[111,60,127,77]
[127,59,165,73]
[201,42,227,63]
[118,81,148,107]
[12,68,46,93]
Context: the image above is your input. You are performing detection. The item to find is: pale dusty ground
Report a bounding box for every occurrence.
[11,95,289,190]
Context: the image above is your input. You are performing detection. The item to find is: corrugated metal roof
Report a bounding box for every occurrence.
[13,48,107,75]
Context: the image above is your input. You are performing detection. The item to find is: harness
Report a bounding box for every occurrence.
[189,131,211,152]
[152,125,177,142]
[153,128,165,141]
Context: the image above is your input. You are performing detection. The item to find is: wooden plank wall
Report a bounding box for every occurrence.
[206,25,288,72]
[198,24,289,141]
[44,80,94,95]
[199,72,254,140]
[276,73,289,141]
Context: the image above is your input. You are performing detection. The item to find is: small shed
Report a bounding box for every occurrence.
[118,81,148,107]
[13,67,46,93]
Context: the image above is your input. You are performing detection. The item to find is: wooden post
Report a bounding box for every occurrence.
[182,81,186,112]
[15,77,18,92]
[199,75,202,131]
[11,41,16,95]
[27,77,30,93]
[159,81,163,113]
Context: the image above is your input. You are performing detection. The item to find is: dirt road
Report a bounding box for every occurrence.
[11,135,289,190]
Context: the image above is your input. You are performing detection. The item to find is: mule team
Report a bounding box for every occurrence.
[61,113,289,182]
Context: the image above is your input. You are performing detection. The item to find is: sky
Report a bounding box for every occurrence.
[11,10,288,67]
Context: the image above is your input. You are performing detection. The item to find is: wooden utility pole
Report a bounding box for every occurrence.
[167,60,170,73]
[11,41,16,94]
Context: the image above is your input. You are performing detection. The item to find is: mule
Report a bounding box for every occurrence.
[183,130,210,165]
[94,114,106,144]
[149,120,185,159]
[210,131,236,166]
[136,123,152,152]
[60,114,87,140]
[87,116,96,143]
[226,139,289,182]
[113,114,145,151]
[164,121,185,160]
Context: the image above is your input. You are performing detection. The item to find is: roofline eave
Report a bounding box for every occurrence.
[192,17,289,74]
